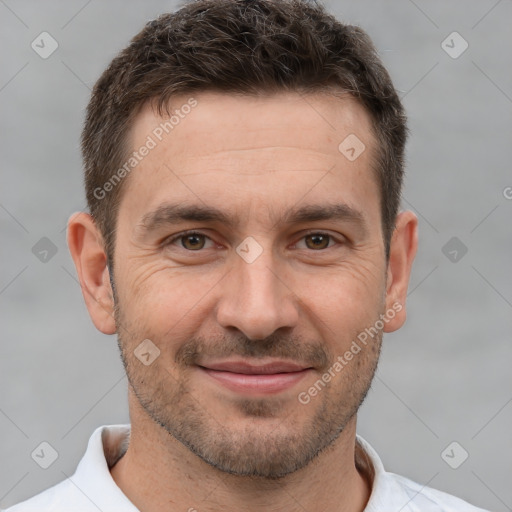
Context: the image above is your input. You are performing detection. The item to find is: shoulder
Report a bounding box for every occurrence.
[2,477,94,512]
[355,435,490,512]
[2,424,133,512]
[388,472,491,512]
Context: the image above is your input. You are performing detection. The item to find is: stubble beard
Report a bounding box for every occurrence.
[113,298,382,479]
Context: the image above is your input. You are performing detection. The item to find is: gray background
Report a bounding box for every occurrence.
[1,0,511,510]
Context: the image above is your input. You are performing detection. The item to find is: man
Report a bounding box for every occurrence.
[4,0,489,510]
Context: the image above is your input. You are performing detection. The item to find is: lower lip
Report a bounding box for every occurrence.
[200,367,312,394]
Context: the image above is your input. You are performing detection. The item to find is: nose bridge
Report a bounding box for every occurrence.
[239,245,282,303]
[216,238,299,339]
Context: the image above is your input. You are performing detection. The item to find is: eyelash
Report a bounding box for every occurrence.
[164,230,344,251]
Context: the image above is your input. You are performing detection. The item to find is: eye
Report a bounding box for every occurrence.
[163,230,343,253]
[295,232,341,250]
[165,231,215,251]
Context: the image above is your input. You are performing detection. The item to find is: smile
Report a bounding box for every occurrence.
[197,360,313,394]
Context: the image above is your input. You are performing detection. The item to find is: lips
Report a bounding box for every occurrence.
[198,359,313,394]
[200,360,310,374]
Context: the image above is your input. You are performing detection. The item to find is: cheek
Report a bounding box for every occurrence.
[117,237,386,348]
[300,259,386,345]
[119,262,223,338]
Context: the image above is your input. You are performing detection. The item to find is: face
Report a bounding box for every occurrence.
[109,91,392,478]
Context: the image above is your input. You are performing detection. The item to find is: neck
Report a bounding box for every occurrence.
[110,393,371,512]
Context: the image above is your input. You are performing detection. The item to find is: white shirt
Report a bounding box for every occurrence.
[3,424,489,512]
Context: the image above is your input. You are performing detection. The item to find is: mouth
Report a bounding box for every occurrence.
[197,359,313,394]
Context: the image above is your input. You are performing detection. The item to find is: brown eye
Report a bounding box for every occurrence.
[181,233,206,250]
[304,233,331,250]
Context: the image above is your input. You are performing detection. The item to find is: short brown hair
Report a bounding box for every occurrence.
[81,0,408,265]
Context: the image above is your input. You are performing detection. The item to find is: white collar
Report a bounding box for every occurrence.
[74,424,413,510]
[9,424,486,511]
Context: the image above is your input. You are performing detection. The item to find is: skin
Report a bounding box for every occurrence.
[68,91,418,512]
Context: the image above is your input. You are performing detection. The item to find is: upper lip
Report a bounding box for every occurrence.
[198,360,311,375]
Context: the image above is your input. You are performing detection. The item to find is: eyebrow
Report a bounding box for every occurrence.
[137,202,367,235]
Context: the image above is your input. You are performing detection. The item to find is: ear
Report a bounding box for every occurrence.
[67,212,116,335]
[383,210,418,333]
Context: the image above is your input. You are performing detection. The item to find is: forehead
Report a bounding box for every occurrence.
[119,91,380,229]
[133,90,375,162]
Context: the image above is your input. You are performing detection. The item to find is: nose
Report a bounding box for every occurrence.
[215,247,300,340]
